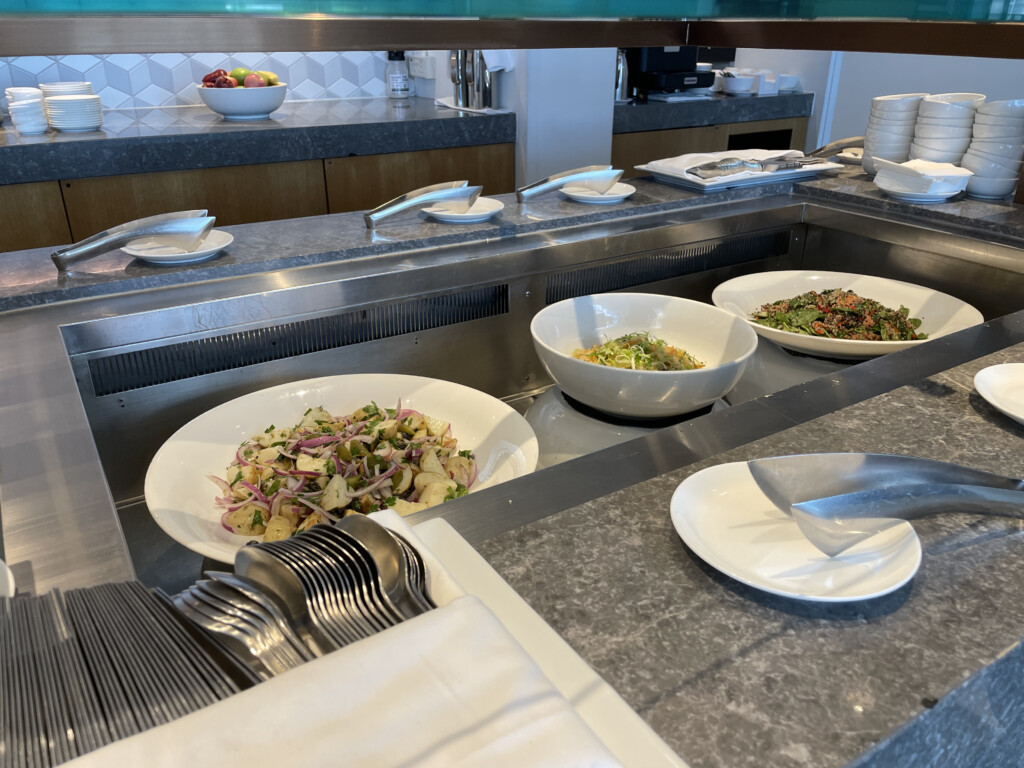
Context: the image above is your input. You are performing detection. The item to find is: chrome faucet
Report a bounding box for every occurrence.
[363,181,482,228]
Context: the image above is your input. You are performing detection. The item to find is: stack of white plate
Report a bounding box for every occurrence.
[45,94,103,132]
[962,99,1024,200]
[5,86,46,134]
[863,93,927,176]
[909,92,985,168]
[39,80,93,98]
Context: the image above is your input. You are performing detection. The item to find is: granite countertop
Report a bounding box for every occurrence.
[613,91,814,133]
[0,97,516,185]
[4,165,1024,314]
[475,330,1024,768]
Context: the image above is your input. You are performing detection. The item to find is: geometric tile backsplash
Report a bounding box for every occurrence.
[0,52,390,109]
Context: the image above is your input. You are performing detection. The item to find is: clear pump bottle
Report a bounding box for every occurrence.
[386,51,414,100]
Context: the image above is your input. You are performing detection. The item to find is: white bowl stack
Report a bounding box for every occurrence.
[909,93,985,167]
[863,93,927,176]
[963,99,1024,199]
[44,94,103,132]
[5,86,46,134]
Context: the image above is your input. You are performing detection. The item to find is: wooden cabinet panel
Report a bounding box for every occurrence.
[613,127,720,179]
[60,161,328,241]
[0,181,72,252]
[324,144,515,214]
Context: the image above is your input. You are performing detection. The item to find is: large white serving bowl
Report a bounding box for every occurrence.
[711,270,984,360]
[978,99,1024,117]
[529,293,758,419]
[145,373,539,562]
[196,82,287,120]
[871,93,928,112]
[965,175,1018,199]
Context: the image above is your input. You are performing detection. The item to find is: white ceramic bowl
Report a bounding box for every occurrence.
[869,109,918,123]
[977,99,1024,117]
[968,140,1024,162]
[530,293,758,418]
[909,144,965,163]
[911,135,972,152]
[196,83,287,120]
[918,100,977,119]
[865,134,913,150]
[867,122,916,137]
[972,122,1024,140]
[913,124,973,139]
[925,92,986,107]
[722,76,755,95]
[871,93,928,113]
[973,112,1024,127]
[775,74,798,90]
[965,175,1018,199]
[915,116,975,128]
[961,151,1022,178]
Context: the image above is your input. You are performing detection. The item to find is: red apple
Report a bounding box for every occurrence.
[243,72,268,88]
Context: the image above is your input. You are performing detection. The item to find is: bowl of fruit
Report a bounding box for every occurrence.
[196,67,286,120]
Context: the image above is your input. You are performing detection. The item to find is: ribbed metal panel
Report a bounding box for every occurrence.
[88,285,509,396]
[544,230,792,304]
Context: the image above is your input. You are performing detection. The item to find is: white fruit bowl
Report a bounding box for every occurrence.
[196,83,287,120]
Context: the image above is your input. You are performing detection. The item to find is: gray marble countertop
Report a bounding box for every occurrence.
[475,332,1024,768]
[0,97,516,185]
[3,165,1022,314]
[613,92,813,133]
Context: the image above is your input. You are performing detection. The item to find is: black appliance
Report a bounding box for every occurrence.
[625,46,727,98]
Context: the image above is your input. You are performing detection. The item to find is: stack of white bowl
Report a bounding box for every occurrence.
[910,93,985,167]
[863,93,927,176]
[44,94,103,132]
[4,86,47,134]
[962,99,1024,199]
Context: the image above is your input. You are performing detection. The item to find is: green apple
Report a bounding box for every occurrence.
[229,67,251,85]
[256,70,279,86]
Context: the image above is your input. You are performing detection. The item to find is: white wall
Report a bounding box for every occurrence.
[829,52,1024,141]
[734,48,839,152]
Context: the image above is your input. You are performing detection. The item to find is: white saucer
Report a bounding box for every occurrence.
[423,197,503,223]
[0,559,14,597]
[561,182,636,204]
[876,185,962,203]
[975,363,1024,426]
[669,461,922,602]
[121,229,233,265]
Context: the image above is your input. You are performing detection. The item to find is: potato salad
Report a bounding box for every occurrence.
[209,401,476,541]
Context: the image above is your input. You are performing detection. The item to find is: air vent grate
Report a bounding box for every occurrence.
[88,285,509,396]
[544,230,792,304]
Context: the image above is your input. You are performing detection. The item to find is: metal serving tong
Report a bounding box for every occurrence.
[686,155,830,180]
[748,453,1024,557]
[51,209,215,272]
[363,180,482,228]
[515,165,622,201]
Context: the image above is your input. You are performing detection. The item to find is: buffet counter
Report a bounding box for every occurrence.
[3,165,1024,767]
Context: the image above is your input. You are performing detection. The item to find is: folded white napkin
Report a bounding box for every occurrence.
[647,148,804,182]
[481,49,516,72]
[873,158,972,194]
[434,96,511,115]
[65,594,623,768]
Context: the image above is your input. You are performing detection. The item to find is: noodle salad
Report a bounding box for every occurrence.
[209,400,477,541]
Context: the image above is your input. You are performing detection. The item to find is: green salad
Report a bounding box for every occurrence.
[752,288,926,341]
[573,331,704,371]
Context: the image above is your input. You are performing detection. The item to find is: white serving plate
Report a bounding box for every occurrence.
[635,160,841,193]
[422,196,503,223]
[712,270,983,359]
[877,187,963,203]
[669,462,922,602]
[975,363,1024,426]
[122,229,233,265]
[561,182,636,204]
[144,374,539,562]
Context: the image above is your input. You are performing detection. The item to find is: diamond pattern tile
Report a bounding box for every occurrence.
[0,51,391,110]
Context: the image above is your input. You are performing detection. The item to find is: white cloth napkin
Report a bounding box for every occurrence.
[481,49,516,72]
[646,148,804,182]
[873,158,972,194]
[434,96,511,115]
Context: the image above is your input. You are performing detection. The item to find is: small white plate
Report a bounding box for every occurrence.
[121,229,233,265]
[0,559,14,597]
[975,363,1024,426]
[561,182,636,204]
[423,197,503,223]
[670,462,922,602]
[877,186,962,203]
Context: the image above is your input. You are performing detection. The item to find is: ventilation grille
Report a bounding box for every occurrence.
[544,230,792,304]
[88,285,509,397]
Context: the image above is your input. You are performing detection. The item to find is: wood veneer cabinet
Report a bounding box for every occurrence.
[324,144,515,213]
[1,181,72,253]
[613,116,808,179]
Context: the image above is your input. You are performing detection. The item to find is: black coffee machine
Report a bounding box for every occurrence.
[625,46,732,100]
